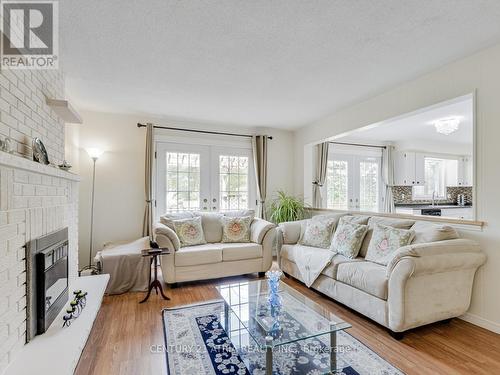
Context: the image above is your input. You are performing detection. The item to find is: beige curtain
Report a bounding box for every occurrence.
[252,135,268,219]
[312,142,329,208]
[383,145,396,213]
[143,123,154,240]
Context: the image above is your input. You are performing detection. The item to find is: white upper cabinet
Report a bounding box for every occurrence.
[414,153,426,186]
[457,155,473,186]
[394,151,425,186]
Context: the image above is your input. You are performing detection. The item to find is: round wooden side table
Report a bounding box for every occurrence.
[139,248,171,303]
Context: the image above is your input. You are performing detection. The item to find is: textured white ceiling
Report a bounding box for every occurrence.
[339,96,473,145]
[61,1,500,129]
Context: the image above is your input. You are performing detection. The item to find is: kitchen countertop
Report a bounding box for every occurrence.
[395,204,473,209]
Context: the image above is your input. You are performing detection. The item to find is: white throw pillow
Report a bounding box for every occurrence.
[365,224,415,265]
[330,218,369,258]
[299,218,336,249]
[221,215,253,243]
[172,216,207,247]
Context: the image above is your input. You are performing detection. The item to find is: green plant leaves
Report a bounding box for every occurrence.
[268,191,306,223]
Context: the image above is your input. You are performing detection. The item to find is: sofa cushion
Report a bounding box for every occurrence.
[222,215,252,243]
[321,254,365,279]
[330,218,368,258]
[365,224,415,265]
[336,261,388,300]
[221,243,263,261]
[173,216,207,247]
[359,216,415,257]
[195,212,224,243]
[299,218,336,248]
[410,221,459,244]
[175,243,222,267]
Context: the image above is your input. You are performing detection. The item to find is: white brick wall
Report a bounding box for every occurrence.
[0,65,74,375]
[0,69,65,165]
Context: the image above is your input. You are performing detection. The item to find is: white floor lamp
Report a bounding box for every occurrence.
[79,147,104,276]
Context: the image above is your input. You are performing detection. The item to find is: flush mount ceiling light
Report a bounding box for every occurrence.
[433,117,461,135]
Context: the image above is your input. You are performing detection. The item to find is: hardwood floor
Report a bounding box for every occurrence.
[76,272,500,375]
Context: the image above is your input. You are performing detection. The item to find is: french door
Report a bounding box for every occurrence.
[326,154,382,212]
[156,142,255,215]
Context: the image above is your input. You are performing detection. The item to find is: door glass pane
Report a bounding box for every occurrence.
[326,160,348,210]
[165,152,201,212]
[359,159,379,212]
[219,155,249,211]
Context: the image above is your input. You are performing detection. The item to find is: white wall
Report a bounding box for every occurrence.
[76,110,294,266]
[293,42,500,333]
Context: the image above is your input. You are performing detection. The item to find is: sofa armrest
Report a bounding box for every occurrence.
[386,238,482,277]
[278,220,306,244]
[387,251,486,332]
[154,222,180,251]
[250,218,276,244]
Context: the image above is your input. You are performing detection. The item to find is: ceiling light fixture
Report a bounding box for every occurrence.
[433,117,461,135]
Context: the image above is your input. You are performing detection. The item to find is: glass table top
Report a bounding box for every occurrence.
[216,279,351,349]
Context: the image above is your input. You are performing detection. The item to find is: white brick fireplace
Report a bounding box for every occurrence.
[0,69,79,374]
[0,154,80,372]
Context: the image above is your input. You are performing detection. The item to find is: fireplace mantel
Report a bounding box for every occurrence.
[0,152,80,182]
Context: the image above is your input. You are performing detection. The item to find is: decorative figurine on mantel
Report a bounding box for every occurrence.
[32,137,49,165]
[62,290,88,327]
[58,160,72,171]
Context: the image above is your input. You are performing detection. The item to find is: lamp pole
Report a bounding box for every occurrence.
[79,151,101,276]
[88,156,97,270]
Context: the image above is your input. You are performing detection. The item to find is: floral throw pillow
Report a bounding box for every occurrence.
[173,216,207,247]
[365,224,415,265]
[299,219,336,249]
[221,216,252,243]
[330,219,369,258]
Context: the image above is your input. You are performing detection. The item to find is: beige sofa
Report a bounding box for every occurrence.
[278,213,486,338]
[155,211,276,285]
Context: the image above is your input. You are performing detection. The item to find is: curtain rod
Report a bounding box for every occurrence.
[328,141,386,149]
[137,123,273,139]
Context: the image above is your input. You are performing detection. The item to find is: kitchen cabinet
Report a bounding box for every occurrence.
[394,151,425,186]
[457,156,473,186]
[441,207,474,220]
[395,207,415,215]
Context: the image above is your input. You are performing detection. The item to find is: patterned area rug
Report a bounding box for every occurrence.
[162,300,404,375]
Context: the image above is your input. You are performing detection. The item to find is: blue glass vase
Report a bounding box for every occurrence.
[266,270,283,317]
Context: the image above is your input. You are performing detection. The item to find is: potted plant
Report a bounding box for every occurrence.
[268,191,307,224]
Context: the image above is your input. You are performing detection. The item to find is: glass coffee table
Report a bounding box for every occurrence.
[217,280,352,375]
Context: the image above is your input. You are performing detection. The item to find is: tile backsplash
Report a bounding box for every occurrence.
[392,186,473,205]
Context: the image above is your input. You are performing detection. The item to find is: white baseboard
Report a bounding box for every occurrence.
[459,313,500,334]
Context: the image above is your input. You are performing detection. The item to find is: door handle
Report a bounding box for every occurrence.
[212,198,217,203]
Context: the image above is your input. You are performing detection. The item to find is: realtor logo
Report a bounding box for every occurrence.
[1,0,58,69]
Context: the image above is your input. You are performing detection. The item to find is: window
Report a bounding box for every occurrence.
[156,142,255,215]
[166,152,200,212]
[326,160,348,210]
[359,160,380,212]
[219,155,249,210]
[413,157,457,199]
[325,150,382,212]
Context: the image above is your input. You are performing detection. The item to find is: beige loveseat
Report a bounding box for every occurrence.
[278,213,486,338]
[155,211,276,285]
